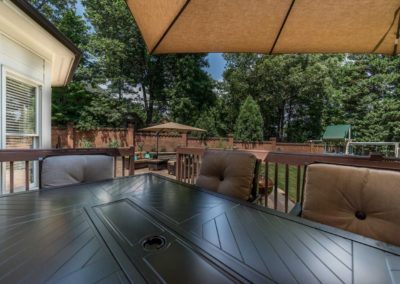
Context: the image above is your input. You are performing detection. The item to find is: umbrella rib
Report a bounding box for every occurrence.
[150,0,192,55]
[372,6,400,54]
[269,0,296,55]
[392,8,400,55]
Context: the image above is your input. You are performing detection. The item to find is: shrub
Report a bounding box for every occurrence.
[108,140,120,148]
[81,139,94,148]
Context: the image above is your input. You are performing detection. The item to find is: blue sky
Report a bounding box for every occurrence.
[76,1,225,80]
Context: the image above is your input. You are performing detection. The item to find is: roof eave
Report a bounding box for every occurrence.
[10,0,82,85]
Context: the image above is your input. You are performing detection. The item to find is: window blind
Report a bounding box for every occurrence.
[5,77,37,135]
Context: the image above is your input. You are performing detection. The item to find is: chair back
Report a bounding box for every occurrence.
[40,155,113,189]
[196,150,258,201]
[302,163,400,247]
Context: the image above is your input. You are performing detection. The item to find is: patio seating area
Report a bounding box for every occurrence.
[1,0,400,282]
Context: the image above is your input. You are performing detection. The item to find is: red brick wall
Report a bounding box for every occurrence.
[51,126,324,154]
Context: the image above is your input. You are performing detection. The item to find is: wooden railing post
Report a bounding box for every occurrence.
[128,146,135,176]
[176,152,181,181]
[25,161,29,191]
[9,161,14,194]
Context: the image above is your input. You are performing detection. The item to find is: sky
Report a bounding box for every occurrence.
[76,1,226,80]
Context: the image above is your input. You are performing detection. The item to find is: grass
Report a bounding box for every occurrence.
[260,163,304,201]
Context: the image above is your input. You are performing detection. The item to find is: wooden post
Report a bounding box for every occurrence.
[181,133,188,147]
[67,123,75,148]
[227,134,234,149]
[129,146,135,176]
[270,137,277,151]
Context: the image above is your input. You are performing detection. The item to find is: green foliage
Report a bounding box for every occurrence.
[108,140,120,148]
[137,142,144,152]
[80,139,93,148]
[160,146,167,152]
[76,93,145,130]
[151,145,157,152]
[217,139,226,149]
[234,96,264,142]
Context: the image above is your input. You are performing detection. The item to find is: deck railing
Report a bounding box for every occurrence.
[176,147,205,184]
[0,147,135,194]
[176,147,400,213]
[264,152,400,212]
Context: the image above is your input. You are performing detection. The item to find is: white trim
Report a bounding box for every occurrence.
[0,31,51,64]
[0,0,76,86]
[4,66,44,86]
[0,65,4,194]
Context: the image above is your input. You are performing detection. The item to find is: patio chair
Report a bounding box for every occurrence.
[291,163,400,247]
[40,155,113,189]
[196,150,260,202]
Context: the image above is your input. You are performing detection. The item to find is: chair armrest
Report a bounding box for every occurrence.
[289,202,302,216]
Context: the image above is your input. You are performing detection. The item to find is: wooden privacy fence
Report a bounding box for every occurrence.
[0,147,135,194]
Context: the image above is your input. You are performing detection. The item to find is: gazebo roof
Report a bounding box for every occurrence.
[140,122,206,134]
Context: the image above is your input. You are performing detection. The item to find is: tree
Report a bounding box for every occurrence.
[234,96,264,142]
[82,0,215,125]
[222,54,342,142]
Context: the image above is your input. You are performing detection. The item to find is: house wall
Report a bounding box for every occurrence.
[0,34,52,149]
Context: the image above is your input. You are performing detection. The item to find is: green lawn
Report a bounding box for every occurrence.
[260,164,304,202]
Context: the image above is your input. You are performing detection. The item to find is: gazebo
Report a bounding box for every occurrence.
[139,122,205,157]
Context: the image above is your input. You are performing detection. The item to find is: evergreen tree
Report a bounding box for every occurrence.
[234,96,264,142]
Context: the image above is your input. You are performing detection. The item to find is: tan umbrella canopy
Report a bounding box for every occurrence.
[140,122,206,134]
[139,122,205,156]
[126,0,400,55]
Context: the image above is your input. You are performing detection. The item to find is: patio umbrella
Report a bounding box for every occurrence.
[139,122,206,156]
[126,0,400,55]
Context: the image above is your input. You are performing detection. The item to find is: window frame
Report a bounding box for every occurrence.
[0,66,43,194]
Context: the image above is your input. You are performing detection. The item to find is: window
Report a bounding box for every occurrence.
[1,75,41,194]
[5,77,39,149]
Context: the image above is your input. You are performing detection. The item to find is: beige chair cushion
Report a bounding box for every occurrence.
[41,155,113,188]
[302,164,400,247]
[196,150,256,201]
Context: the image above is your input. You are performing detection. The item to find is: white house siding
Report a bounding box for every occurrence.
[0,34,52,148]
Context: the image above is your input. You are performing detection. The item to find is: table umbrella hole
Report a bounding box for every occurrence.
[142,235,167,251]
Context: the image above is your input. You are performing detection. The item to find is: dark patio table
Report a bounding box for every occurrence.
[0,173,399,284]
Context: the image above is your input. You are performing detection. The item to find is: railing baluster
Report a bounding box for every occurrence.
[183,155,187,183]
[10,161,14,194]
[296,165,301,203]
[190,155,195,184]
[285,164,289,213]
[114,157,117,177]
[129,156,135,176]
[274,163,278,210]
[122,156,125,177]
[25,161,29,191]
[177,154,181,181]
[265,161,269,208]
